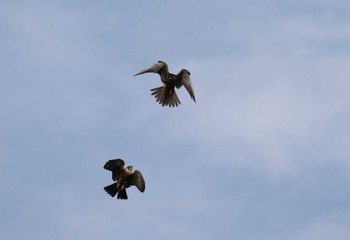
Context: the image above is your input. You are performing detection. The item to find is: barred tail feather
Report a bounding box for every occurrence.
[104,183,118,197]
[150,86,181,107]
[117,188,128,200]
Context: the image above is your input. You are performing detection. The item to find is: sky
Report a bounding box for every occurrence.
[1,0,350,239]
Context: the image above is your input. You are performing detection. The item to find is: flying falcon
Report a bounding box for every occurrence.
[134,61,196,107]
[103,158,145,200]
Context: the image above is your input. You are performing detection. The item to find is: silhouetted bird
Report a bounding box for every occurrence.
[103,159,145,200]
[134,61,196,107]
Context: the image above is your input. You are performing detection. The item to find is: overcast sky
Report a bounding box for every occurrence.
[1,0,350,239]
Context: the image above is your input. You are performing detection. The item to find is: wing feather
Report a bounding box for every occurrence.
[134,61,168,76]
[103,159,125,181]
[131,170,145,192]
[181,70,196,102]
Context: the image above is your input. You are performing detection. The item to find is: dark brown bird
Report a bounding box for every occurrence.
[103,159,145,200]
[134,61,196,107]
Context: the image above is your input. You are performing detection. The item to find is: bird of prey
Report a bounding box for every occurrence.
[103,158,145,200]
[134,61,196,107]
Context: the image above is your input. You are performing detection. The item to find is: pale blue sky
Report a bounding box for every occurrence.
[1,1,350,239]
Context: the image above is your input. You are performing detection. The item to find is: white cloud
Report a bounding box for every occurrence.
[1,1,350,240]
[169,21,350,176]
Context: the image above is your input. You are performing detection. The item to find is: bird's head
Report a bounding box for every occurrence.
[125,166,133,173]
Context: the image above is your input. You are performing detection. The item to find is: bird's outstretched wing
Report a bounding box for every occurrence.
[131,170,145,192]
[104,159,125,181]
[134,61,168,76]
[180,70,196,102]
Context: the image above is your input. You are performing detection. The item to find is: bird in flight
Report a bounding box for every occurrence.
[103,158,145,200]
[134,61,196,107]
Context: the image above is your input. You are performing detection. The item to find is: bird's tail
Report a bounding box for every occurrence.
[104,183,118,197]
[117,188,128,200]
[150,86,181,107]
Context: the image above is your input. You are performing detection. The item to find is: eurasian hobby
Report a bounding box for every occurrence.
[134,61,196,107]
[103,159,145,200]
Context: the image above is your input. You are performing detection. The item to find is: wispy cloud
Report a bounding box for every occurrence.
[1,1,350,239]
